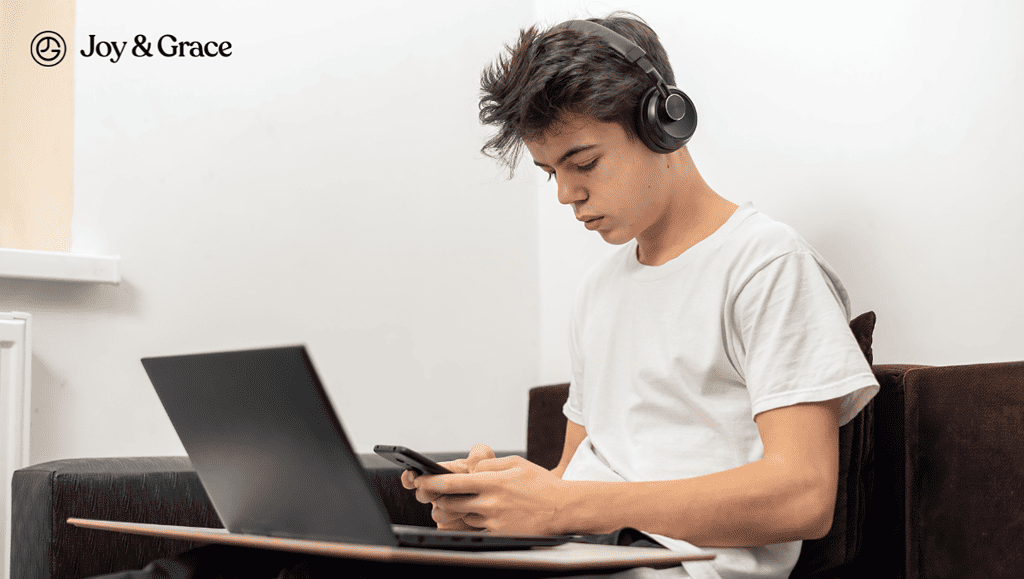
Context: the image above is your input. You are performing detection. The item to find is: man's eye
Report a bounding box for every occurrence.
[576,159,598,172]
[546,171,556,182]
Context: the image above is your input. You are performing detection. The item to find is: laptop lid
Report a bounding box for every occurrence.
[141,345,399,547]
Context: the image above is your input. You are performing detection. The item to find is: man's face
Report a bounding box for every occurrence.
[525,114,670,246]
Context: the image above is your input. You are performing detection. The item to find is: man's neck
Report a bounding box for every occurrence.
[634,150,737,266]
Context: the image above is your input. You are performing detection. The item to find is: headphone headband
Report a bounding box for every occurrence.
[554,18,697,153]
[555,20,668,99]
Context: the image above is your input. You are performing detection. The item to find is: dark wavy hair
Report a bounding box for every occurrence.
[478,12,677,177]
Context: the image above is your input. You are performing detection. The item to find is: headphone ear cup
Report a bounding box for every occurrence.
[636,86,697,153]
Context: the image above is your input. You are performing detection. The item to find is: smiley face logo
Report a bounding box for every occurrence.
[32,31,66,67]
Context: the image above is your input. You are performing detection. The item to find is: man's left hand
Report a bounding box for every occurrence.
[415,452,569,535]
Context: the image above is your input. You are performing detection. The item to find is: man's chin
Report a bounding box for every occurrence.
[597,230,633,245]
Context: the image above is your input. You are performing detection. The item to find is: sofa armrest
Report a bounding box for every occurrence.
[10,452,498,579]
[11,457,219,579]
[903,361,1024,579]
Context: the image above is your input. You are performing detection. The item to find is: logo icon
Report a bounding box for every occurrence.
[31,31,66,67]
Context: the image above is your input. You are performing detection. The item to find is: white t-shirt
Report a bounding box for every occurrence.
[561,201,879,579]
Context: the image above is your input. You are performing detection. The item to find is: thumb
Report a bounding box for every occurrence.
[465,444,496,472]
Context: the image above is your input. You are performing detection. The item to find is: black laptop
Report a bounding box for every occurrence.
[140,344,569,550]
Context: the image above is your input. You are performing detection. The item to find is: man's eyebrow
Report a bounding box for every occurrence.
[533,144,598,168]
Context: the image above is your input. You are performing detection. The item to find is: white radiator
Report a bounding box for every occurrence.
[0,312,31,579]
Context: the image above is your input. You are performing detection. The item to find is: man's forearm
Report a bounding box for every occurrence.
[556,456,835,547]
[550,463,568,479]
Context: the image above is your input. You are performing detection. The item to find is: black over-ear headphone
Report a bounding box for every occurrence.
[555,20,697,154]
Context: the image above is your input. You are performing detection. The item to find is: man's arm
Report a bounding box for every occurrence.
[423,398,841,546]
[557,398,842,545]
[550,419,587,479]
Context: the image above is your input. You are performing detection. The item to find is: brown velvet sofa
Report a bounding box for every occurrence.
[10,313,1024,578]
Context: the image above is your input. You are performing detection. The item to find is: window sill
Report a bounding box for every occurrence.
[0,248,120,284]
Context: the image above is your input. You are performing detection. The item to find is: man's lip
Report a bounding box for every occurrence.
[583,217,603,230]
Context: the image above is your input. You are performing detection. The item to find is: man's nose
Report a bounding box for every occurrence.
[556,177,586,206]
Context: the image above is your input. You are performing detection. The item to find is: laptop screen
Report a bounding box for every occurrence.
[141,345,399,546]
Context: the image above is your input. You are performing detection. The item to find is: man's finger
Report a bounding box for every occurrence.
[468,455,524,473]
[435,492,482,514]
[468,443,496,460]
[431,503,467,525]
[433,509,482,531]
[416,472,487,496]
[442,459,471,474]
[415,486,441,504]
[400,469,418,490]
[465,444,496,472]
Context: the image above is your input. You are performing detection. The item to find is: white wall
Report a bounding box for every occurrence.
[536,0,1024,385]
[5,0,1023,464]
[0,0,540,463]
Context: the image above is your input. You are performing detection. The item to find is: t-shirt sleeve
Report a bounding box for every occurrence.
[730,251,879,425]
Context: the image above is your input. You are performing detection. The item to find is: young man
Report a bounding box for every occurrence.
[403,13,878,579]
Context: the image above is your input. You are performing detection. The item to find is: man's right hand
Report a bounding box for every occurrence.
[399,444,496,530]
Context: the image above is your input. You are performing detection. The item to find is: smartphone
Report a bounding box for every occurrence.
[374,445,453,475]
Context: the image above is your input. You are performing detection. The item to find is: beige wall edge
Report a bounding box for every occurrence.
[1,0,76,251]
